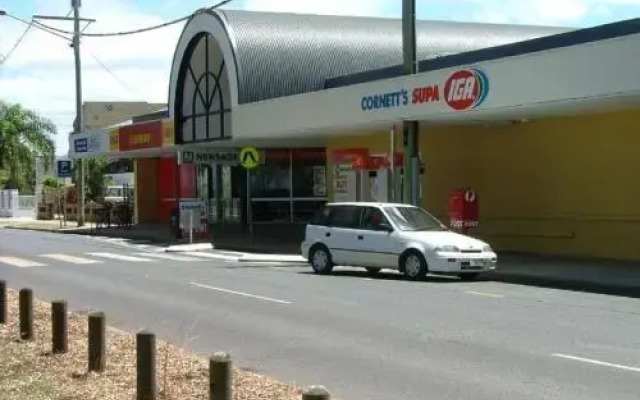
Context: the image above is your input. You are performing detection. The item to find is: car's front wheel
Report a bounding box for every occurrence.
[401,250,428,281]
[310,245,334,275]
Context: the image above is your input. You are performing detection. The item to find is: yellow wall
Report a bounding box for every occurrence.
[326,109,640,261]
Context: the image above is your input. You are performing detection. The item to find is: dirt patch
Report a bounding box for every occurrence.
[0,288,303,400]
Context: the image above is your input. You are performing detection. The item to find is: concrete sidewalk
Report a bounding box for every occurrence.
[486,253,640,298]
[0,218,183,246]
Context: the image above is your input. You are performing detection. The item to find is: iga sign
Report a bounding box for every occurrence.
[443,68,489,111]
[360,68,489,112]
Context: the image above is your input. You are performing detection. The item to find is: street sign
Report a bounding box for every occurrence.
[239,146,260,169]
[57,160,72,178]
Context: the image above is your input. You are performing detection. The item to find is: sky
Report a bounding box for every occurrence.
[0,0,638,156]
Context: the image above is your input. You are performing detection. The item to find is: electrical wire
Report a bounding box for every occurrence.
[0,21,33,65]
[87,52,139,95]
[30,0,235,38]
[2,12,72,42]
[0,11,138,95]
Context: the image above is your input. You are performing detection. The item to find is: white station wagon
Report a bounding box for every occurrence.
[301,202,498,281]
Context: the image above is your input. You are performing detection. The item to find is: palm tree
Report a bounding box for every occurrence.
[0,100,56,192]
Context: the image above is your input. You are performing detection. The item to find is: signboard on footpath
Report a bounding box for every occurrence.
[178,200,209,239]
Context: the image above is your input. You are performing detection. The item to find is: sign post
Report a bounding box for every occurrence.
[239,147,260,237]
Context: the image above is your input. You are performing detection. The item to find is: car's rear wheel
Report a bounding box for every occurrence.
[310,245,334,275]
[401,250,428,281]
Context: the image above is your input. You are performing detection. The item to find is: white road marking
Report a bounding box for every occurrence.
[0,256,46,268]
[40,253,101,265]
[189,282,292,304]
[466,291,505,298]
[133,252,202,262]
[552,354,640,373]
[187,252,239,261]
[87,253,153,262]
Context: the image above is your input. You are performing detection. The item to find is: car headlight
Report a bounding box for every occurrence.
[436,245,460,253]
[482,244,493,252]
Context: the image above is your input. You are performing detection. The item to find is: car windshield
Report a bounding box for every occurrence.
[383,205,448,231]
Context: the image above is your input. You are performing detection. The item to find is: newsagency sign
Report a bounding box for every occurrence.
[178,149,239,165]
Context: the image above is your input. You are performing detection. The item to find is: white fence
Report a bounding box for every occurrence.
[0,190,36,218]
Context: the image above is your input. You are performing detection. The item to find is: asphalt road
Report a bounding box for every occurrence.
[1,228,639,400]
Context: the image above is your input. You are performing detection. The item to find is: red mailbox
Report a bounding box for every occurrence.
[448,188,479,231]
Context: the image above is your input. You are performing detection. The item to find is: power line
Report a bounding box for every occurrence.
[30,0,235,38]
[87,52,139,95]
[1,12,72,42]
[0,9,154,97]
[0,21,33,65]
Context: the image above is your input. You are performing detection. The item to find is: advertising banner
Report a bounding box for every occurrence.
[68,130,109,159]
[162,119,175,148]
[119,121,163,152]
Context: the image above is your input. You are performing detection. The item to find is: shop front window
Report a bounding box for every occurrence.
[250,149,291,199]
[248,148,327,224]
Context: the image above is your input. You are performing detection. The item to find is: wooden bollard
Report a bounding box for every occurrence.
[51,300,68,354]
[302,385,331,400]
[19,288,33,340]
[0,280,6,324]
[209,352,232,400]
[136,330,156,400]
[88,312,106,372]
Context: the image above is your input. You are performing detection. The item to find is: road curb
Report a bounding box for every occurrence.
[165,243,214,253]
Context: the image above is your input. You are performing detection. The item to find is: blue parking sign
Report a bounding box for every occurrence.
[57,160,72,178]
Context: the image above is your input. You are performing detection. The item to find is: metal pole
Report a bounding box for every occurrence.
[402,0,420,206]
[73,0,85,226]
[389,126,395,202]
[189,210,193,244]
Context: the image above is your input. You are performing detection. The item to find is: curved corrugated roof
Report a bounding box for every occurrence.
[213,10,569,104]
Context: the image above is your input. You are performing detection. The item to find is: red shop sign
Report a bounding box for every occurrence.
[119,121,163,151]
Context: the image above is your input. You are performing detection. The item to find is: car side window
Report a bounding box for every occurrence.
[360,207,390,231]
[329,206,361,229]
[310,206,332,226]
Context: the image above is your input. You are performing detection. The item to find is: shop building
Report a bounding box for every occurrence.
[74,10,640,260]
[163,10,564,228]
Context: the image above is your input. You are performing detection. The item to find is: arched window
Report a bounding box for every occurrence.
[175,33,232,143]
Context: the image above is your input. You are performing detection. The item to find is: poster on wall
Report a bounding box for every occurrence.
[313,166,327,197]
[369,170,389,202]
[333,164,357,202]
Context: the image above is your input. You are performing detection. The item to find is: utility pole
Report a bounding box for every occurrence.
[34,0,95,226]
[72,0,85,226]
[402,0,420,206]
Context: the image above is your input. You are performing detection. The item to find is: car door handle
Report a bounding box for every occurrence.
[357,235,364,240]
[325,232,331,237]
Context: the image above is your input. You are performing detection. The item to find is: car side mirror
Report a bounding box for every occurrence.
[379,222,393,232]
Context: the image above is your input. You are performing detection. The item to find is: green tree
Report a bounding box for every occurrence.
[72,156,109,202]
[0,100,56,192]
